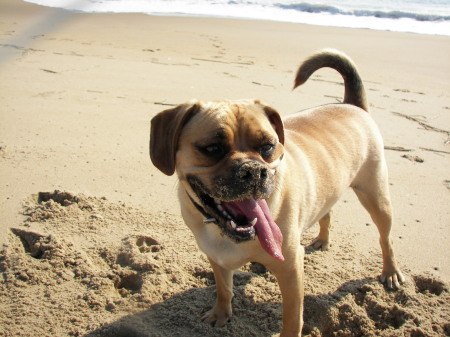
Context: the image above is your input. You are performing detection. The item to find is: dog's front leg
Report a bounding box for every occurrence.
[270,247,305,337]
[201,257,234,326]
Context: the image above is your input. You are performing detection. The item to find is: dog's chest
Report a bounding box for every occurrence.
[195,224,259,270]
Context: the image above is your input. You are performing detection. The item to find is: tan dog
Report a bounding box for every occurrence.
[150,49,404,336]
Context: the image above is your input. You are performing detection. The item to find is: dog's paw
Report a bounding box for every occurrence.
[380,269,405,289]
[201,306,232,327]
[310,237,330,251]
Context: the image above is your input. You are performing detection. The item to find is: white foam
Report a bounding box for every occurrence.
[24,0,450,36]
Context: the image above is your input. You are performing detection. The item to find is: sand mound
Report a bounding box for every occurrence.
[1,191,448,336]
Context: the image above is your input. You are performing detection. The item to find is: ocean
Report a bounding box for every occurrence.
[24,0,450,36]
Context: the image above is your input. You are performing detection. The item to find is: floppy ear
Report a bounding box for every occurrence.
[254,100,285,145]
[150,102,199,176]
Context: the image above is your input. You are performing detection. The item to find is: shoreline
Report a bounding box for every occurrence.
[22,0,450,37]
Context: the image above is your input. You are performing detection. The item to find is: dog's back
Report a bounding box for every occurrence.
[280,50,385,230]
[281,50,404,290]
[285,48,380,178]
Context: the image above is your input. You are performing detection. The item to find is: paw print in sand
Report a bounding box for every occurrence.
[136,235,161,254]
[116,235,162,272]
[413,275,447,296]
[114,235,162,297]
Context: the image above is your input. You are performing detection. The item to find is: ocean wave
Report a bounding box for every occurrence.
[23,0,450,35]
[277,2,450,22]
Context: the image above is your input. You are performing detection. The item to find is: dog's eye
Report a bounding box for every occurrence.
[259,143,275,158]
[198,144,225,159]
[205,145,221,154]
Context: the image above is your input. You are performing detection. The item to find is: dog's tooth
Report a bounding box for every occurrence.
[250,218,257,226]
[203,218,216,224]
[214,199,221,205]
[217,204,224,211]
[230,220,237,229]
[226,221,232,230]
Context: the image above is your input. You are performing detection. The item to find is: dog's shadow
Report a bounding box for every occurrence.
[84,266,379,337]
[85,269,282,337]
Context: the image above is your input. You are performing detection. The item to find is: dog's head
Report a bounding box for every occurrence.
[150,100,285,260]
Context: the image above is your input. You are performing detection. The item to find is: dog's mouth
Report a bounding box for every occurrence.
[188,180,284,261]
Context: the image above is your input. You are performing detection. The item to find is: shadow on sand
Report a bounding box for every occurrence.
[85,269,380,337]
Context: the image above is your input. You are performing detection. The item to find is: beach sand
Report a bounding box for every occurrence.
[0,0,449,336]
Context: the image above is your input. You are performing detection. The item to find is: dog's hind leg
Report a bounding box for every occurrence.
[311,211,332,251]
[352,163,405,289]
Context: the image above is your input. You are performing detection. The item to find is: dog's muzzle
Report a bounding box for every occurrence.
[211,161,274,202]
[237,161,269,181]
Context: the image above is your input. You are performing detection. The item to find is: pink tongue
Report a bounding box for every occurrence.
[225,199,284,261]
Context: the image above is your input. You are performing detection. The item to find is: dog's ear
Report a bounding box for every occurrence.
[254,100,285,145]
[150,102,199,175]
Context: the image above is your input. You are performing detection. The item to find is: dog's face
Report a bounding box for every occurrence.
[150,99,285,260]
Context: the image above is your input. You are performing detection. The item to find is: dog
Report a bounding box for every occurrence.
[149,49,404,336]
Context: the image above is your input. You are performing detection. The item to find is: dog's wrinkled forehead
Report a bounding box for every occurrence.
[181,100,278,143]
[191,101,237,129]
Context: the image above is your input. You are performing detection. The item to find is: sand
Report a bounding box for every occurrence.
[0,0,449,336]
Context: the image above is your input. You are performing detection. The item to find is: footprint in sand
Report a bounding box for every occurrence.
[114,235,162,297]
[413,275,447,296]
[136,235,161,253]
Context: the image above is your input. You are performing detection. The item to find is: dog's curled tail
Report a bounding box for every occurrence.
[294,49,368,112]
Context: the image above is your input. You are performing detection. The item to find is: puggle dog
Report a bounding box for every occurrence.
[150,49,404,336]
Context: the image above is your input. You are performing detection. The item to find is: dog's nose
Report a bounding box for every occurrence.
[237,162,268,181]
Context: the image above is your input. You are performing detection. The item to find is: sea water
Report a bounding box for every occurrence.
[24,0,450,36]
